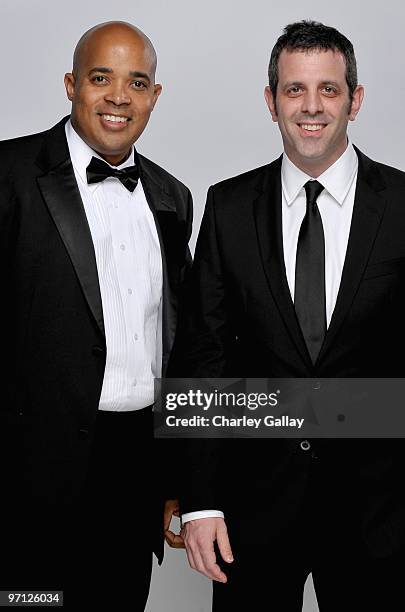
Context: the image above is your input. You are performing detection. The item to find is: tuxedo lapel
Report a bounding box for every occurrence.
[36,117,105,336]
[253,157,313,369]
[318,148,387,362]
[137,156,180,372]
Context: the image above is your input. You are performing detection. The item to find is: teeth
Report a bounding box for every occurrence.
[102,114,128,123]
[301,124,323,131]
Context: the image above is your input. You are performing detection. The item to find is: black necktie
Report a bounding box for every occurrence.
[294,180,326,364]
[86,156,139,192]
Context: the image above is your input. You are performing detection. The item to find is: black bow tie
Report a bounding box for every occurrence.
[86,156,139,192]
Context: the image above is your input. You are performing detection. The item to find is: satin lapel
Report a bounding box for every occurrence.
[137,158,178,372]
[253,157,313,369]
[318,149,387,362]
[36,118,104,336]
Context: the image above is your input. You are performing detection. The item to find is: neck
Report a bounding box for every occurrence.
[96,149,132,167]
[286,139,348,178]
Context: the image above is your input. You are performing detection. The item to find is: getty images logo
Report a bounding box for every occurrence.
[165,389,280,411]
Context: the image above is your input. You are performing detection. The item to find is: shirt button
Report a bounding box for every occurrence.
[128,288,133,295]
[132,379,137,387]
[120,244,126,251]
[114,203,119,209]
[134,333,138,341]
[300,440,311,451]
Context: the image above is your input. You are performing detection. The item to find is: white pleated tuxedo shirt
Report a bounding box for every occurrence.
[182,142,358,524]
[66,120,163,411]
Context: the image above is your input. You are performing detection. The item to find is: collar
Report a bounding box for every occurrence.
[65,119,135,190]
[281,141,358,207]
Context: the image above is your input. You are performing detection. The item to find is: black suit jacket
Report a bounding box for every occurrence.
[172,148,405,558]
[0,116,192,564]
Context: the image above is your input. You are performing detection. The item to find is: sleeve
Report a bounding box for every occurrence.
[159,186,193,503]
[181,510,225,523]
[168,186,231,514]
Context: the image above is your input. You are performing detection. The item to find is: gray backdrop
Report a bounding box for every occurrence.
[2,0,404,610]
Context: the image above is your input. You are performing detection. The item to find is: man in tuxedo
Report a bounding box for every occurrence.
[0,21,191,610]
[176,20,405,610]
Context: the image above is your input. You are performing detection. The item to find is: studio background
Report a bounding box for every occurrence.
[2,0,404,610]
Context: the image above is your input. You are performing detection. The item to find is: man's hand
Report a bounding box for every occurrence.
[164,499,185,549]
[181,517,233,582]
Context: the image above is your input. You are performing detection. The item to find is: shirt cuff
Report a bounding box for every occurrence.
[181,510,225,524]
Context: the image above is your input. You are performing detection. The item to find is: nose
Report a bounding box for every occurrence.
[104,80,131,106]
[301,88,324,116]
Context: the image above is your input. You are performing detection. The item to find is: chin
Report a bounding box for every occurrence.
[98,139,131,154]
[298,145,328,161]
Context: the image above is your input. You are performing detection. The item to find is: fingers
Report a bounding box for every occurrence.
[216,521,234,564]
[165,529,185,549]
[163,499,185,548]
[199,542,227,582]
[185,534,224,581]
[185,538,204,574]
[163,507,171,532]
[183,518,229,583]
[163,499,179,531]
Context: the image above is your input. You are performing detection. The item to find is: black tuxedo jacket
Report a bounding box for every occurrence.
[172,148,405,558]
[0,116,192,563]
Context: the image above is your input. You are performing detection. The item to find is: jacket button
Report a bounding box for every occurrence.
[300,440,311,451]
[78,427,89,440]
[92,345,104,355]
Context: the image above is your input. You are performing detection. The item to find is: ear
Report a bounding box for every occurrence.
[349,84,364,121]
[151,83,162,110]
[64,72,76,102]
[264,86,278,122]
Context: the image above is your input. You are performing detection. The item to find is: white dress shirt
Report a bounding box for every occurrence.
[65,120,163,411]
[282,142,358,327]
[182,142,358,524]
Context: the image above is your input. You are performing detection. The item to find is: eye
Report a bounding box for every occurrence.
[91,75,108,84]
[286,86,303,96]
[321,86,338,95]
[131,80,147,89]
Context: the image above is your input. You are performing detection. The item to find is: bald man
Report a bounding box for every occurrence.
[0,22,191,610]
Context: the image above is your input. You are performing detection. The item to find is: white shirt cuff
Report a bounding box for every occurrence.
[181,510,225,524]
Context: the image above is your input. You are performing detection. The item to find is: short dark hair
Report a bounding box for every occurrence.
[268,20,358,101]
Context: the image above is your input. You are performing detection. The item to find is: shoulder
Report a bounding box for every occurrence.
[138,153,191,199]
[355,147,405,190]
[0,128,50,163]
[373,161,405,188]
[212,158,280,195]
[211,164,271,193]
[0,127,52,182]
[206,157,281,211]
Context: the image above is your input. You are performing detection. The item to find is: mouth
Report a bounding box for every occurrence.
[98,113,131,128]
[297,123,327,137]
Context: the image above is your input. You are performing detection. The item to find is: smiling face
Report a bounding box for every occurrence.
[64,24,162,165]
[265,48,364,176]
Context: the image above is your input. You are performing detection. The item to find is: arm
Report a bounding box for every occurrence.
[168,187,235,578]
[161,187,194,545]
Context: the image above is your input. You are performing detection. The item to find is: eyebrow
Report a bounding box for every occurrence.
[129,71,151,83]
[319,81,341,88]
[88,67,112,76]
[88,67,151,83]
[283,80,341,89]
